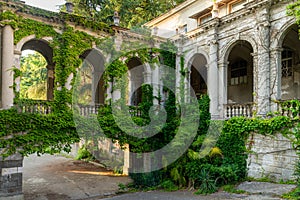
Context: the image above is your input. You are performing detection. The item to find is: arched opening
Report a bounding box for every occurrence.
[189,53,207,99]
[127,57,144,106]
[281,24,300,100]
[227,40,253,104]
[78,49,106,105]
[20,39,54,100]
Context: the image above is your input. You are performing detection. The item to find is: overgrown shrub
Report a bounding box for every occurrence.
[129,170,164,188]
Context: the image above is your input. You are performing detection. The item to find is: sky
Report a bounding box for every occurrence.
[24,0,66,12]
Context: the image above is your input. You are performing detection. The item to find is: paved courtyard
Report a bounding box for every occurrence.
[23,154,296,200]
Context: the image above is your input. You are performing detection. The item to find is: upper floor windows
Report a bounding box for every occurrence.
[198,13,212,25]
[229,0,247,13]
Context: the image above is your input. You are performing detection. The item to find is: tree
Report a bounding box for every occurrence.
[287,1,300,26]
[66,0,185,28]
[20,52,48,100]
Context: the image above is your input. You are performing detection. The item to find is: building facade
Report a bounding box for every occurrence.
[145,0,299,119]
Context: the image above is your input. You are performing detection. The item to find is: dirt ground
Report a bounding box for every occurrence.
[23,154,131,200]
[23,154,296,200]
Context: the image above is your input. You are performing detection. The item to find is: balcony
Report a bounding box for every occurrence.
[224,103,253,119]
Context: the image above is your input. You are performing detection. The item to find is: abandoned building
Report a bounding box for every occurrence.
[0,0,299,199]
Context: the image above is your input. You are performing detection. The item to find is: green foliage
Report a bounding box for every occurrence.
[287,1,300,27]
[76,145,95,161]
[20,52,47,100]
[282,187,300,200]
[0,10,106,157]
[159,180,178,191]
[194,169,217,195]
[0,108,80,158]
[129,170,164,188]
[68,0,186,28]
[0,11,58,44]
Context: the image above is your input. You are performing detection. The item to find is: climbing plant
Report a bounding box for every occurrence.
[0,10,108,157]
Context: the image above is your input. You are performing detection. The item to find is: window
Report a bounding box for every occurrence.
[282,49,293,77]
[230,59,248,85]
[198,14,212,25]
[229,0,247,13]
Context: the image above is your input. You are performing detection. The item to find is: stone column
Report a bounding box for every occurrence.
[175,53,182,102]
[175,35,184,103]
[112,81,121,102]
[2,25,14,109]
[270,48,283,111]
[218,62,228,119]
[207,30,220,119]
[47,67,54,100]
[256,8,271,116]
[251,53,258,114]
[106,81,113,101]
[186,69,192,102]
[151,63,160,105]
[13,51,21,96]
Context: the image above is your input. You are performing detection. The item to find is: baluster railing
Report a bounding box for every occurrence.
[276,99,300,118]
[16,100,52,114]
[225,103,253,119]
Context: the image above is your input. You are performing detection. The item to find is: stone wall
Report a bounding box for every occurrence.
[247,133,297,182]
[0,153,23,200]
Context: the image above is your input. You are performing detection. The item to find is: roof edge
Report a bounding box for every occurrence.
[144,0,199,27]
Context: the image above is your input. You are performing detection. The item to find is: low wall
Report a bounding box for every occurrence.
[247,133,297,182]
[0,153,23,200]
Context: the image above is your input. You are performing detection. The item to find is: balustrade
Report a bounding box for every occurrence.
[225,103,253,119]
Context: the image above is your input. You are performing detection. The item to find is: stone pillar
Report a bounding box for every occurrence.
[106,81,113,101]
[151,64,160,105]
[65,72,73,91]
[0,153,24,200]
[47,67,54,100]
[218,62,228,119]
[175,35,184,103]
[270,48,283,111]
[186,69,192,102]
[2,25,14,109]
[175,53,182,102]
[207,30,219,119]
[13,51,21,96]
[251,53,258,114]
[112,79,121,102]
[256,8,271,116]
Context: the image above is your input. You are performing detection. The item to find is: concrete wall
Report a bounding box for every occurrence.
[247,133,298,182]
